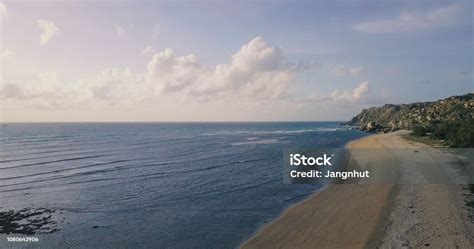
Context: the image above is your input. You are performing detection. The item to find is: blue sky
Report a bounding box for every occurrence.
[0,0,472,121]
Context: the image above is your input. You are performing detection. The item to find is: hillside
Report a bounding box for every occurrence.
[347,93,474,147]
[347,93,474,132]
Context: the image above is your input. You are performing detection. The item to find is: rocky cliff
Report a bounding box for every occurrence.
[347,93,474,133]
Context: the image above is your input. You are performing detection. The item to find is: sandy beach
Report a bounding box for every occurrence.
[241,131,473,248]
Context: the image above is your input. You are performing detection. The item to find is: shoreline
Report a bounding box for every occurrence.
[240,131,473,248]
[240,133,392,248]
[236,133,375,248]
[237,134,372,246]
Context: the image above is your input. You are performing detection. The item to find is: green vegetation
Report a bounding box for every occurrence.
[411,126,430,137]
[410,118,474,148]
[402,134,443,147]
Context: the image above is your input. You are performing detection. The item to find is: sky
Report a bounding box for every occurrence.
[0,0,472,122]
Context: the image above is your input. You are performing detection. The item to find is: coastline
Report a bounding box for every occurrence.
[240,131,473,248]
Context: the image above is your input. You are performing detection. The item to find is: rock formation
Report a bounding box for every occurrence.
[347,93,474,133]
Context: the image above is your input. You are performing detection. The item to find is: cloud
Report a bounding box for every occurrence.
[90,68,145,100]
[37,19,59,45]
[146,37,296,99]
[297,81,370,105]
[153,24,160,39]
[200,36,294,99]
[1,37,304,107]
[332,65,364,77]
[0,2,7,19]
[141,46,156,55]
[331,81,369,102]
[0,82,25,99]
[34,72,75,99]
[2,36,370,116]
[146,48,203,94]
[353,5,460,34]
[1,73,93,109]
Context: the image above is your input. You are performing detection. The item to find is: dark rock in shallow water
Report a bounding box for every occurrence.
[0,208,58,235]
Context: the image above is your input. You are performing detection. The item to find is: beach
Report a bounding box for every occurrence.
[241,130,474,248]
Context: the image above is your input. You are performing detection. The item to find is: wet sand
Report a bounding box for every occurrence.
[241,131,473,249]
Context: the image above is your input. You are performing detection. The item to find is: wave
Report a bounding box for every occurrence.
[0,160,129,181]
[0,152,275,189]
[0,154,113,170]
[231,139,279,146]
[201,127,347,136]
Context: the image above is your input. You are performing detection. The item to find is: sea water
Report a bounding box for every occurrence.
[0,122,367,248]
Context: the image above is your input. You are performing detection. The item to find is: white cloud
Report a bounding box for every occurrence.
[146,48,203,94]
[2,68,148,108]
[0,82,24,99]
[37,19,59,45]
[332,65,364,77]
[0,2,7,19]
[353,5,460,34]
[297,81,370,105]
[34,72,72,99]
[153,24,160,39]
[331,81,369,102]
[141,46,156,55]
[1,36,371,117]
[1,73,66,103]
[146,37,296,99]
[203,36,293,99]
[90,68,145,100]
[1,37,303,107]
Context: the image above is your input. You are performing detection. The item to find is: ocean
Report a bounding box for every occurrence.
[0,122,367,248]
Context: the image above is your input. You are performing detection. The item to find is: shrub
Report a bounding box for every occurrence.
[412,118,474,147]
[449,119,474,148]
[431,121,450,140]
[411,125,429,136]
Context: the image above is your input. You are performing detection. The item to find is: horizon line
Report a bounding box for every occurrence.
[0,120,347,124]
